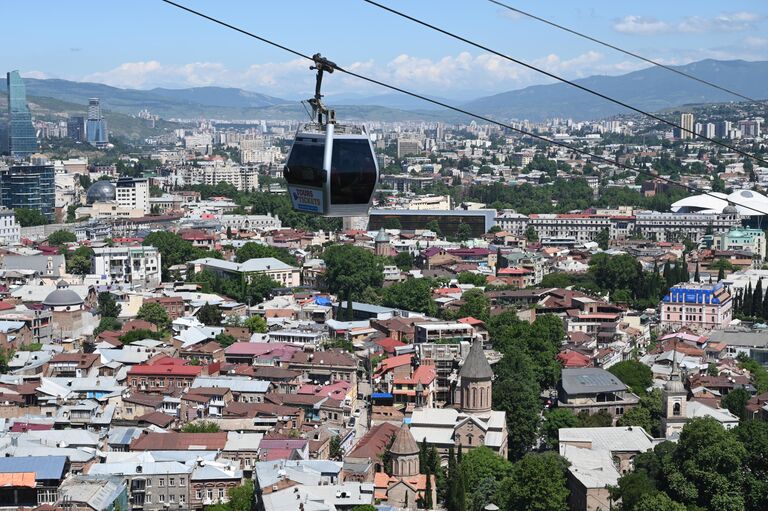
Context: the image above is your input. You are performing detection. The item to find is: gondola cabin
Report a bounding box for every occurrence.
[285,122,379,217]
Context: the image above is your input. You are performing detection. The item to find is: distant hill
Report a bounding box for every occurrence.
[2,59,766,122]
[462,59,768,121]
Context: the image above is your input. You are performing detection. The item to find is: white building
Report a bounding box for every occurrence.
[188,257,300,288]
[219,214,282,233]
[0,209,21,245]
[93,246,162,289]
[116,178,150,215]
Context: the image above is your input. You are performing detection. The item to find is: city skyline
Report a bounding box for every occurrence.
[2,1,768,98]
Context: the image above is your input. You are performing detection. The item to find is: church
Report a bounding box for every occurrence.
[374,423,437,509]
[409,339,508,458]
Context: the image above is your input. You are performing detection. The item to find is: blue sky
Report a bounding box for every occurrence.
[3,0,768,99]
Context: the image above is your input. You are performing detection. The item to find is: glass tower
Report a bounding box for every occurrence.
[0,163,55,220]
[6,71,37,158]
[85,97,108,147]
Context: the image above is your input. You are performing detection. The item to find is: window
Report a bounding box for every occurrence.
[219,488,226,499]
[207,489,214,501]
[159,494,165,503]
[170,495,176,503]
[169,477,175,487]
[158,478,164,487]
[146,478,151,487]
[180,494,186,505]
[673,402,681,416]
[196,490,203,500]
[145,495,151,504]
[179,477,186,487]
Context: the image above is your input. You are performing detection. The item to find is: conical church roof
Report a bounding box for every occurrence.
[459,338,494,380]
[390,422,419,455]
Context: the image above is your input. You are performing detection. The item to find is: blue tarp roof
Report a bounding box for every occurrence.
[371,392,393,399]
[0,456,67,480]
[315,297,332,306]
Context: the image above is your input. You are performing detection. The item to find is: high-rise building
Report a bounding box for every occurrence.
[85,98,108,147]
[705,123,716,139]
[716,120,732,139]
[679,113,694,140]
[6,71,37,158]
[0,162,55,219]
[116,177,149,214]
[67,116,85,141]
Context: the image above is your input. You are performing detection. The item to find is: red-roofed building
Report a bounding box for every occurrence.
[374,337,407,355]
[127,361,209,392]
[392,365,437,409]
[557,349,592,368]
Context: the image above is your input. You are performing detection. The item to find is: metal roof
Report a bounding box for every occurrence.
[560,368,627,395]
[0,455,67,480]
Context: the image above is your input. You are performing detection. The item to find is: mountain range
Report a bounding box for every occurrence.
[1,59,766,123]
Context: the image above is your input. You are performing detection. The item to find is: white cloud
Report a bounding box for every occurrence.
[21,70,49,79]
[615,11,762,35]
[614,16,671,35]
[76,43,765,99]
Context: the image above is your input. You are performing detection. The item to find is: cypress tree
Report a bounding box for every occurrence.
[682,253,690,282]
[419,438,428,473]
[754,279,763,318]
[744,282,754,318]
[663,261,672,289]
[694,263,700,282]
[718,265,725,282]
[424,469,434,509]
[762,289,768,320]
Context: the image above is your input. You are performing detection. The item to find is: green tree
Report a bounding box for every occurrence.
[323,245,383,319]
[633,493,687,511]
[596,228,610,250]
[457,223,472,242]
[329,435,343,460]
[460,447,513,511]
[525,226,539,242]
[94,317,122,335]
[235,242,297,265]
[426,219,442,236]
[182,421,221,432]
[498,452,569,511]
[384,218,403,229]
[15,208,47,227]
[733,420,768,511]
[393,251,414,271]
[457,288,490,323]
[215,332,237,348]
[197,303,223,326]
[244,315,268,334]
[493,350,541,460]
[540,409,581,450]
[227,480,254,511]
[457,272,487,286]
[136,302,171,331]
[610,470,659,511]
[617,406,655,433]
[97,292,121,318]
[66,246,94,275]
[721,388,750,421]
[119,329,157,344]
[608,360,653,395]
[47,230,77,246]
[382,279,437,315]
[143,231,198,279]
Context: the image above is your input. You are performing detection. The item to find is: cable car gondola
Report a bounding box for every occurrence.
[284,54,379,217]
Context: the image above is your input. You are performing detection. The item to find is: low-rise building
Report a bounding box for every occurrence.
[661,282,733,331]
[93,246,162,289]
[557,368,640,419]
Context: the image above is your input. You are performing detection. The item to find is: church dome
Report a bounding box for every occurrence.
[86,180,116,204]
[42,288,83,307]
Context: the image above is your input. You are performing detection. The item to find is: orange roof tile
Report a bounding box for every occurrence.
[0,472,36,488]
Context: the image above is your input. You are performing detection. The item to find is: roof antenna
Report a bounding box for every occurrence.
[308,53,336,125]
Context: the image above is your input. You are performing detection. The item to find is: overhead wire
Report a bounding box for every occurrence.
[158,0,768,217]
[362,0,768,168]
[488,0,757,103]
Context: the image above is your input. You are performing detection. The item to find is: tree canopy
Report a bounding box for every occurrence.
[136,302,171,331]
[382,278,437,316]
